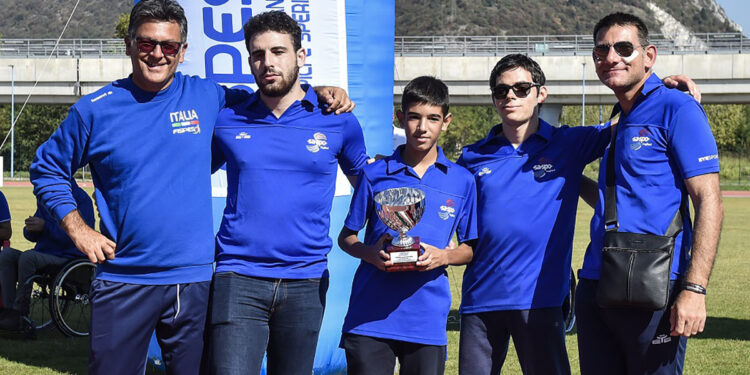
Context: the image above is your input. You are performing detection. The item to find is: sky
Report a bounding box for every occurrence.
[716,0,750,34]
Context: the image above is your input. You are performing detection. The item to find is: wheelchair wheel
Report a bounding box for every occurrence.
[563,268,577,333]
[25,274,54,330]
[49,259,96,337]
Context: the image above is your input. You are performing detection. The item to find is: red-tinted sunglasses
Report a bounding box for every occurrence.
[134,37,183,56]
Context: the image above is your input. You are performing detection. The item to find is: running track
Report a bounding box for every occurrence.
[3,181,749,197]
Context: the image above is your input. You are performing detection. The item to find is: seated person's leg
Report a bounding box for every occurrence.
[0,249,22,308]
[14,250,68,315]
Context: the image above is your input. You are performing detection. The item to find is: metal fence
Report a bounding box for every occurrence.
[0,33,747,58]
[395,33,750,56]
[0,39,126,58]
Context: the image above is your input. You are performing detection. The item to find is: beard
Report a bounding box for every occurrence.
[255,65,299,98]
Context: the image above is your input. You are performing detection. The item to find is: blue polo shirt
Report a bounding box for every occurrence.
[580,74,720,280]
[458,119,611,313]
[212,85,369,279]
[0,191,9,223]
[341,146,478,346]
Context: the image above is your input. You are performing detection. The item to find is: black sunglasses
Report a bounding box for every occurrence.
[592,41,641,61]
[491,82,541,100]
[134,37,183,56]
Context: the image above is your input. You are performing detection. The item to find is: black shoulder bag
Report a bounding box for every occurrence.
[595,117,689,311]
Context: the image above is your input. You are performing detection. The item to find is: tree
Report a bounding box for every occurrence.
[114,12,129,39]
[0,104,69,174]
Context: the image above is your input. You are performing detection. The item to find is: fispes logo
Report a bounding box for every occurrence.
[235,132,251,140]
[532,157,556,179]
[438,199,456,220]
[631,128,652,150]
[477,167,492,176]
[170,109,201,135]
[306,132,329,153]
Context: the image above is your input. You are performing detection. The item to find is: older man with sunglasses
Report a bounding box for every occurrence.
[455,52,701,374]
[575,12,723,375]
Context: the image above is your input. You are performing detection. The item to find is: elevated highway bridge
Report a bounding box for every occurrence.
[0,34,747,110]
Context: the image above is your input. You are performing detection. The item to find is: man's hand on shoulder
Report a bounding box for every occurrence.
[662,75,701,103]
[313,86,356,114]
[61,210,116,264]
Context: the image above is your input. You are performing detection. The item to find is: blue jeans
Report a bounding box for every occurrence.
[575,279,687,375]
[208,272,328,375]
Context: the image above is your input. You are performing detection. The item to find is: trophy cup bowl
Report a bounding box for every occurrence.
[374,187,426,272]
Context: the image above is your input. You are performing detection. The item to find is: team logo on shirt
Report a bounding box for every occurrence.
[477,167,492,176]
[170,109,201,135]
[235,132,251,140]
[631,129,652,150]
[651,334,672,345]
[532,157,556,179]
[438,199,456,220]
[306,132,329,153]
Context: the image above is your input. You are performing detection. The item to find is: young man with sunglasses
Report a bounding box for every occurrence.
[456,54,701,374]
[456,54,612,375]
[575,13,723,374]
[29,1,351,374]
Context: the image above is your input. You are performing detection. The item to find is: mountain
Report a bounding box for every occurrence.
[396,0,741,36]
[0,0,131,39]
[0,0,740,39]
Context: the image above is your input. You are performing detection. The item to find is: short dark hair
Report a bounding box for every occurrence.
[593,12,649,46]
[489,54,546,89]
[128,0,187,42]
[401,76,450,116]
[244,11,303,53]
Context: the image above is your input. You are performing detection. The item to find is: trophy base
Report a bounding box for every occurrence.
[385,236,421,272]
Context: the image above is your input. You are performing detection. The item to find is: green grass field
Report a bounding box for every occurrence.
[0,186,747,374]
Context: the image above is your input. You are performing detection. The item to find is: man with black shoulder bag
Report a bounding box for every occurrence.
[575,12,724,375]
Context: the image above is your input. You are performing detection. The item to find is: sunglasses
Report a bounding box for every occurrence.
[134,37,183,56]
[491,82,541,100]
[592,41,641,61]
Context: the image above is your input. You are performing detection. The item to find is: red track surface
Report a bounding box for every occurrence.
[2,180,749,196]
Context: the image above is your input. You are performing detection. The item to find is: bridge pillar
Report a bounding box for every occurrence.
[539,104,562,127]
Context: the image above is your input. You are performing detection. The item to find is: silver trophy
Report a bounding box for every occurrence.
[374,187,426,271]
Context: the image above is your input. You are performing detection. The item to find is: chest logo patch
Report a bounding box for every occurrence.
[170,109,200,135]
[631,129,652,150]
[438,199,456,220]
[306,132,329,153]
[478,167,492,176]
[235,132,251,140]
[532,157,556,179]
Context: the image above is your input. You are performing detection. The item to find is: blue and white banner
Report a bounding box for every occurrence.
[180,1,352,197]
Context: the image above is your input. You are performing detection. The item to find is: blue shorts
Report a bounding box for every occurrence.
[575,278,687,375]
[89,279,210,375]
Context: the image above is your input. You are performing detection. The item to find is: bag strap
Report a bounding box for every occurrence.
[603,106,686,237]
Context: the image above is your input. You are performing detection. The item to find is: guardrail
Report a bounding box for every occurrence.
[0,33,747,58]
[0,39,126,58]
[395,33,750,56]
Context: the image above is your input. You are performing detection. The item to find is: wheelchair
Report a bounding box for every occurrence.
[24,258,96,337]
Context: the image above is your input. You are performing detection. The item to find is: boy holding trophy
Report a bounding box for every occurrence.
[337,76,478,375]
